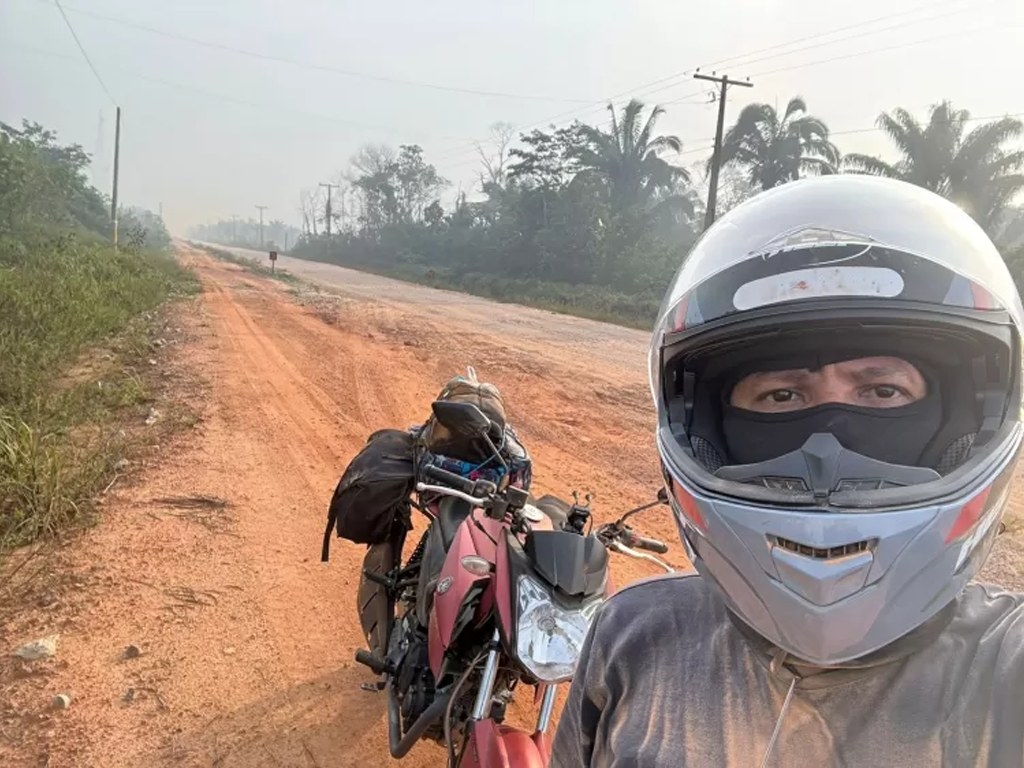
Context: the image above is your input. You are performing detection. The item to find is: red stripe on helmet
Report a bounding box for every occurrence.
[969,282,999,310]
[945,485,993,544]
[669,477,707,533]
[669,293,691,333]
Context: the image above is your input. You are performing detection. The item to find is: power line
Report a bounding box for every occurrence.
[10,42,478,143]
[752,18,1013,79]
[652,0,996,110]
[694,73,754,230]
[44,0,990,175]
[255,205,268,248]
[718,0,1006,73]
[52,0,116,106]
[426,1,996,168]
[701,0,981,71]
[49,1,598,105]
[319,183,339,238]
[658,15,1012,109]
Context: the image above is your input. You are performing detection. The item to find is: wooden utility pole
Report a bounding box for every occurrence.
[694,71,753,231]
[111,106,121,248]
[255,205,268,248]
[319,182,339,238]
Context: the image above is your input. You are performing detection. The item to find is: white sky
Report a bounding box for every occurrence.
[2,0,1021,234]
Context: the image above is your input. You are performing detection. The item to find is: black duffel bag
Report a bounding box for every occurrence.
[321,428,416,561]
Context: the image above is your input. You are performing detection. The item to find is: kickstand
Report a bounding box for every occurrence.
[360,680,386,693]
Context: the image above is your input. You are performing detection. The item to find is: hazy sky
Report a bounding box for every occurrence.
[2,0,1021,235]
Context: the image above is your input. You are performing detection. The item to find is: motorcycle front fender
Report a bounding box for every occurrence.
[461,720,549,768]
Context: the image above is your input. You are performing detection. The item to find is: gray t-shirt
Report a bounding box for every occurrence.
[550,574,1024,767]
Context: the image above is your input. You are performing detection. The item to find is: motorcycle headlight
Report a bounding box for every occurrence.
[515,574,603,683]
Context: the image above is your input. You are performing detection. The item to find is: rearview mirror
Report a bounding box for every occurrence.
[431,401,492,438]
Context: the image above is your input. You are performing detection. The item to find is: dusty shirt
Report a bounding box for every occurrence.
[550,574,1024,768]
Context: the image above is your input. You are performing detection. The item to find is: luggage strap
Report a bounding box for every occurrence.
[321,505,337,562]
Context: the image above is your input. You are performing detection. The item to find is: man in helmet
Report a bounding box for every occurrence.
[550,176,1024,767]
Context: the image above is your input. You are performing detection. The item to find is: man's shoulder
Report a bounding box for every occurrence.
[606,570,711,605]
[957,582,1024,638]
[595,571,728,643]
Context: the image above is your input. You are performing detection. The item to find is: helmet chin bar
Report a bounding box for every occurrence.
[713,433,940,499]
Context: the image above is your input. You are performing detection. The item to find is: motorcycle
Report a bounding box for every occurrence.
[354,399,671,766]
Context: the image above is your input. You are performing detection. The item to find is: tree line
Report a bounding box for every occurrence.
[0,120,170,251]
[188,217,301,252]
[193,98,1024,326]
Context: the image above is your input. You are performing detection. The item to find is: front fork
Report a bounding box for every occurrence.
[462,629,558,767]
[471,629,504,720]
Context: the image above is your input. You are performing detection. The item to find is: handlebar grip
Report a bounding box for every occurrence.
[621,530,669,554]
[421,464,476,494]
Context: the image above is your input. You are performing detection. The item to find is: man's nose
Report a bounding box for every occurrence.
[813,368,852,405]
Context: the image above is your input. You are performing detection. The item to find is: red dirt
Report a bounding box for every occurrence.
[3,243,1021,767]
[0,245,687,767]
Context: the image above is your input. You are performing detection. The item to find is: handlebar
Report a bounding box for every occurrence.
[618,529,669,554]
[421,464,477,495]
[416,483,490,507]
[608,540,674,573]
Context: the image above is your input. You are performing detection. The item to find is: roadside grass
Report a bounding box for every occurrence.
[191,242,299,284]
[284,248,659,329]
[0,230,199,604]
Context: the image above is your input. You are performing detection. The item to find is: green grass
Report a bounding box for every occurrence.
[285,249,659,329]
[0,228,197,584]
[193,242,300,284]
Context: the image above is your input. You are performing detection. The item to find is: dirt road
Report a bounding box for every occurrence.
[5,243,1024,768]
[1,244,682,767]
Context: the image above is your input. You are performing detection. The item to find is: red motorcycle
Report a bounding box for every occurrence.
[354,401,671,766]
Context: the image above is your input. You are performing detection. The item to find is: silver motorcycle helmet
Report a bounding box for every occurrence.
[651,175,1024,666]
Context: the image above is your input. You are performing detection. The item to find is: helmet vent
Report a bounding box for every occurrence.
[774,536,873,560]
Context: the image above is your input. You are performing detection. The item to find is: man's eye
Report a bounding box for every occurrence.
[870,385,901,399]
[767,389,796,403]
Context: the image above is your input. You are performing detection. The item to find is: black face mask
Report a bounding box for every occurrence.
[722,394,944,467]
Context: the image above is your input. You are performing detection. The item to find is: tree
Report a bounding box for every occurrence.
[508,122,589,189]
[718,97,839,191]
[0,119,108,236]
[299,188,318,236]
[570,99,689,215]
[476,121,516,189]
[424,200,445,227]
[843,101,1024,233]
[120,206,170,250]
[351,144,448,233]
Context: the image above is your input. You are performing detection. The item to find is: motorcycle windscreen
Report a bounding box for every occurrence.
[523,530,608,598]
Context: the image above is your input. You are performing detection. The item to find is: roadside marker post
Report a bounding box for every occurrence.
[269,250,278,275]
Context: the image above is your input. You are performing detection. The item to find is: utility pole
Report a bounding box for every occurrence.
[255,205,268,248]
[694,71,753,231]
[111,106,121,249]
[319,182,339,238]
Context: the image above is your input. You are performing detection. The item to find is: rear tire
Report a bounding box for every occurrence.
[358,540,398,657]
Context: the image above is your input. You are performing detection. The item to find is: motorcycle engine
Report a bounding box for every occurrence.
[388,612,438,735]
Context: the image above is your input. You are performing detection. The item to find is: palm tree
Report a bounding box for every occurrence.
[571,99,690,215]
[718,97,839,190]
[843,101,1024,232]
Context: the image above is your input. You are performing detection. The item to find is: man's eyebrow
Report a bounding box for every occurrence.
[745,369,812,385]
[849,365,914,381]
